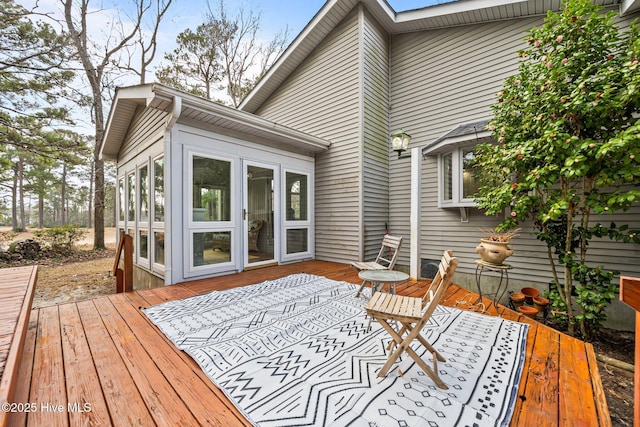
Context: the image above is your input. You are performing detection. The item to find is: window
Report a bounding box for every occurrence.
[154,157,164,222]
[118,178,125,221]
[192,156,231,222]
[154,231,165,266]
[286,172,308,221]
[286,229,308,254]
[283,170,311,260]
[139,165,149,222]
[186,152,235,275]
[462,150,480,199]
[439,147,478,207]
[152,156,165,269]
[139,229,148,260]
[127,173,135,222]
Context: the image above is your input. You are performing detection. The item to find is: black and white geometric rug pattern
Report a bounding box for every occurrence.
[143,273,528,427]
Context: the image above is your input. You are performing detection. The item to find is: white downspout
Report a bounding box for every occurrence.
[409,146,421,280]
[163,95,182,285]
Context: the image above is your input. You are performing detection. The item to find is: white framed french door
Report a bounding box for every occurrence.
[243,160,279,268]
[180,136,314,281]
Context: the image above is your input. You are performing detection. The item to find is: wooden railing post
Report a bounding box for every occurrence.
[113,231,134,293]
[619,276,640,425]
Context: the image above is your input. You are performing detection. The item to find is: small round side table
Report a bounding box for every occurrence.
[474,259,512,312]
[358,269,409,331]
[358,270,409,298]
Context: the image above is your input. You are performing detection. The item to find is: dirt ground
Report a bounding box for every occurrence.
[0,226,635,424]
[0,227,118,308]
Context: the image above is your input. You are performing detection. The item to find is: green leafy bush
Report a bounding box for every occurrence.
[33,225,86,253]
[473,0,640,338]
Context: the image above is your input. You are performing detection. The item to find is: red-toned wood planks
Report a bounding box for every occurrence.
[111,293,251,426]
[27,306,67,427]
[6,311,37,427]
[0,266,37,427]
[7,260,611,426]
[559,333,599,426]
[58,303,111,426]
[619,276,640,426]
[91,297,199,426]
[585,342,611,426]
[75,300,154,426]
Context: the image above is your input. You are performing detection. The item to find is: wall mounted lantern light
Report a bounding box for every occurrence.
[391,130,411,159]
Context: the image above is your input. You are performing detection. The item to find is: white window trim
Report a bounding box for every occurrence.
[184,149,238,277]
[281,168,313,262]
[437,146,477,208]
[137,163,150,268]
[151,154,166,274]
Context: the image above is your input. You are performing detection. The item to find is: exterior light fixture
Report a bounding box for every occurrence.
[391,130,411,158]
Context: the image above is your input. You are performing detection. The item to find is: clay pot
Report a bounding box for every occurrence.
[509,292,526,308]
[475,239,514,265]
[533,296,549,312]
[519,305,538,319]
[521,287,540,305]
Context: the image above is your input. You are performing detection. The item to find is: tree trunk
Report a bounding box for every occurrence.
[88,159,94,228]
[61,163,67,226]
[18,156,25,231]
[38,194,44,228]
[11,164,18,231]
[94,124,105,249]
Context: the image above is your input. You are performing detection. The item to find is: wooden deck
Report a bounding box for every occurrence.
[0,266,37,427]
[5,261,610,426]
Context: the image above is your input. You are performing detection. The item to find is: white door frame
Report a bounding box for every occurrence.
[242,160,279,269]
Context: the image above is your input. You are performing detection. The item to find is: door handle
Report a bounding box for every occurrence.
[243,208,247,220]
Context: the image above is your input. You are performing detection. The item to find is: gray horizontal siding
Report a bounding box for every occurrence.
[388,12,640,284]
[389,16,544,269]
[362,9,391,261]
[256,8,362,263]
[118,106,168,168]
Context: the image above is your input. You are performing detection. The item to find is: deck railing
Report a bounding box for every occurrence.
[113,231,133,293]
[619,276,640,424]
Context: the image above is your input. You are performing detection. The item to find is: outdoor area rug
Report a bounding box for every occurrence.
[142,273,528,427]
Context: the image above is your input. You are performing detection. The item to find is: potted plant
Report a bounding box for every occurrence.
[475,227,520,265]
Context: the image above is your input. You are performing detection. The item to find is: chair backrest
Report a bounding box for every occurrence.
[421,250,458,309]
[373,235,403,270]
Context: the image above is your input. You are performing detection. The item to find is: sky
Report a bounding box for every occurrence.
[21,0,453,50]
[154,0,453,52]
[17,0,452,132]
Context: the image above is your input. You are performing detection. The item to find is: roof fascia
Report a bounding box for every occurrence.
[621,0,640,14]
[422,129,492,156]
[150,84,330,152]
[395,0,528,24]
[238,0,557,113]
[101,83,331,161]
[100,84,155,161]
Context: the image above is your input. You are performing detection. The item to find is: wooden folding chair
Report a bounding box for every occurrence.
[351,234,403,297]
[365,250,458,389]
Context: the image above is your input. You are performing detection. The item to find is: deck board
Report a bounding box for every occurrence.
[0,266,37,427]
[28,306,67,427]
[92,297,199,426]
[58,303,112,427]
[74,299,154,426]
[6,260,610,426]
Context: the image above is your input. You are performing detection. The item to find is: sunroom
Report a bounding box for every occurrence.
[100,83,330,287]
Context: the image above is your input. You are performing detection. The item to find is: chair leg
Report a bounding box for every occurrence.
[404,346,448,390]
[376,320,406,376]
[376,320,448,389]
[355,279,367,297]
[415,333,446,362]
